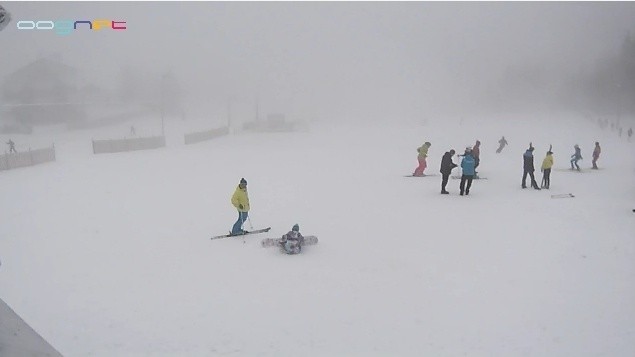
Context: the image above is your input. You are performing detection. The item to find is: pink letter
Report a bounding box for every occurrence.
[111,21,126,30]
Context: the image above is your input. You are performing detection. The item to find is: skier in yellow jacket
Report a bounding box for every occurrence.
[413,142,431,176]
[230,178,250,235]
[541,150,554,189]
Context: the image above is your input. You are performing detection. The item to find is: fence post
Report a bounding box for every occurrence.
[29,148,33,166]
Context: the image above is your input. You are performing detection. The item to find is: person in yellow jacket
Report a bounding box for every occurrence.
[230,178,250,235]
[540,150,554,189]
[412,141,431,176]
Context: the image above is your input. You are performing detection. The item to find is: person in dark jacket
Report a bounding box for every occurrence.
[522,144,540,190]
[496,136,508,153]
[591,142,601,169]
[6,139,16,153]
[472,140,481,173]
[439,149,457,194]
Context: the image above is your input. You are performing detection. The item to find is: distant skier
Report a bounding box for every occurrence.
[628,127,633,141]
[570,144,582,171]
[496,136,508,153]
[541,149,554,189]
[522,143,540,190]
[6,139,16,153]
[439,149,457,194]
[230,178,250,235]
[130,125,136,136]
[413,141,431,176]
[591,142,601,169]
[280,224,305,254]
[472,140,481,176]
[459,147,475,196]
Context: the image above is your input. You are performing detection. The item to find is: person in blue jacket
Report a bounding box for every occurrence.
[459,147,476,196]
[570,144,582,171]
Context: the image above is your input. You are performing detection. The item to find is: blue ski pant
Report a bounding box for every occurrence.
[231,211,248,235]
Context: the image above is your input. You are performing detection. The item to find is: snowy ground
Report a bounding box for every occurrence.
[1,113,634,356]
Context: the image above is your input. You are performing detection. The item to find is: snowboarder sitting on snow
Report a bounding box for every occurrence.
[570,144,582,171]
[280,224,305,254]
[413,141,431,176]
[230,178,250,235]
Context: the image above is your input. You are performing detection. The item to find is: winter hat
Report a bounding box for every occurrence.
[240,178,247,185]
[425,142,431,146]
[292,224,299,232]
[449,149,456,155]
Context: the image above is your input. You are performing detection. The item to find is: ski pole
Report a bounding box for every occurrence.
[247,215,254,230]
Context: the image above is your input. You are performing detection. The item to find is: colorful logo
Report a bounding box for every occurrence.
[16,19,126,35]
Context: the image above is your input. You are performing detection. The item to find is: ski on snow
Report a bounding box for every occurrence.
[211,227,271,240]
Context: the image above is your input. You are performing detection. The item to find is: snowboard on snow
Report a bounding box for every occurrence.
[261,235,319,248]
[211,227,271,240]
[551,193,575,199]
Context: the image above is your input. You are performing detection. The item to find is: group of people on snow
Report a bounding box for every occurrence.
[414,138,603,194]
[230,177,304,254]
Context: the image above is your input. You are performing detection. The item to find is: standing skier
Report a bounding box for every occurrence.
[280,224,305,254]
[522,144,540,190]
[6,139,16,153]
[472,140,481,177]
[230,178,250,235]
[496,136,508,153]
[439,149,457,194]
[413,142,431,176]
[628,127,633,141]
[570,144,582,171]
[591,142,601,169]
[459,148,475,196]
[541,150,554,189]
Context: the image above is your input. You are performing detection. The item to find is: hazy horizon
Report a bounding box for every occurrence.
[1,2,635,122]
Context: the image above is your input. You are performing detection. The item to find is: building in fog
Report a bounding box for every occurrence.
[1,56,84,129]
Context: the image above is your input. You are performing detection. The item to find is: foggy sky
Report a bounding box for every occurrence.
[1,1,635,121]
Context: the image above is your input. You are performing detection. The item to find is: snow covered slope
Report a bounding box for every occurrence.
[1,113,634,356]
